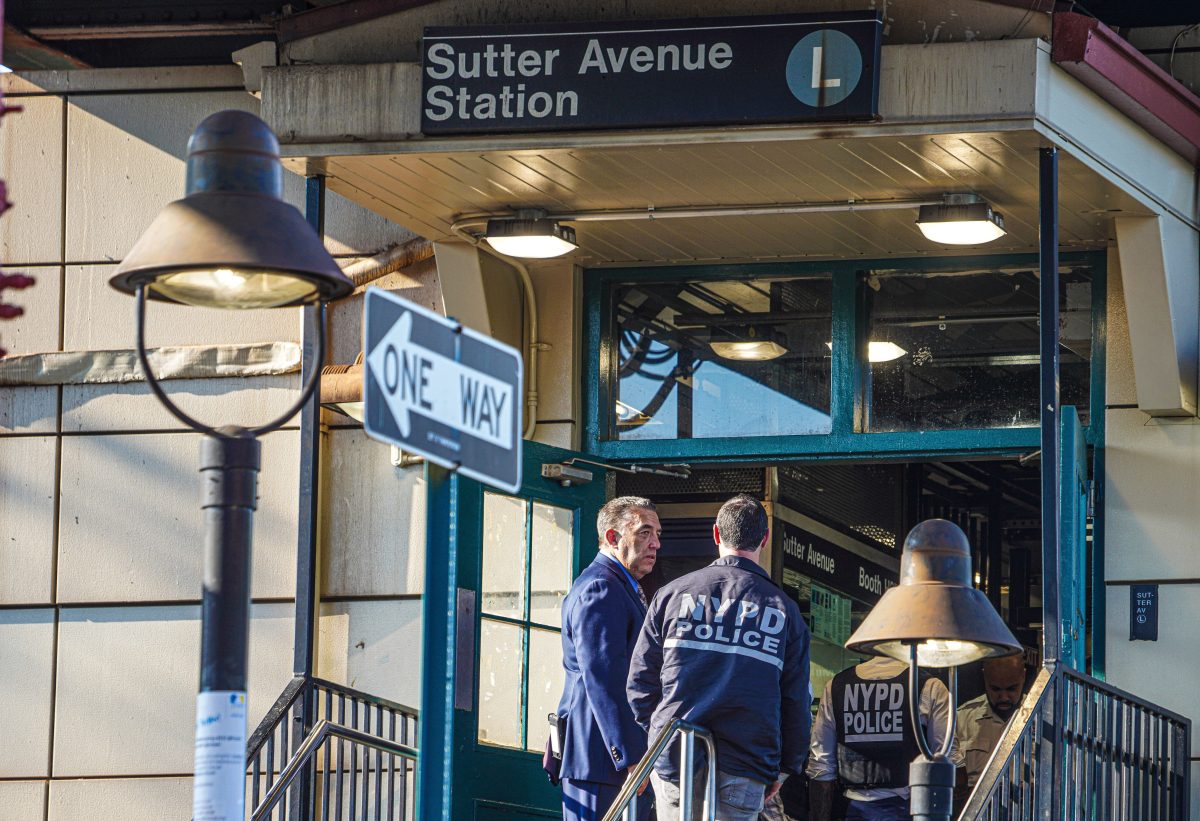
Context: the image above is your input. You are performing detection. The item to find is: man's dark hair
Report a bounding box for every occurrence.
[716,494,768,551]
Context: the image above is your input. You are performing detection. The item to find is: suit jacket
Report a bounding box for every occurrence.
[556,553,649,785]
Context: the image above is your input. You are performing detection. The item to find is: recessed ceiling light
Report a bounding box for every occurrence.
[710,340,788,361]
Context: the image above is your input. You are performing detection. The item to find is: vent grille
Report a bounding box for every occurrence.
[616,467,764,500]
[778,463,903,552]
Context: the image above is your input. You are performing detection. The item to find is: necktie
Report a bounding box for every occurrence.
[637,585,648,609]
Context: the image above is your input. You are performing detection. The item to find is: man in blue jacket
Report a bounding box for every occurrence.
[556,495,661,821]
[629,494,811,820]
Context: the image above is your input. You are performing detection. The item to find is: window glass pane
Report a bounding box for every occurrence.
[530,502,573,627]
[477,618,523,748]
[867,264,1093,431]
[610,276,833,440]
[525,627,566,753]
[482,493,527,618]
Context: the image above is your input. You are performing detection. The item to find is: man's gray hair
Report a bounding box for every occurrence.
[716,494,768,551]
[597,496,656,543]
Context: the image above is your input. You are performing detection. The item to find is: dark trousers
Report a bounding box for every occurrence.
[562,778,653,821]
[845,795,909,820]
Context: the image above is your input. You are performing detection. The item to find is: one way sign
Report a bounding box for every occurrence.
[363,287,522,492]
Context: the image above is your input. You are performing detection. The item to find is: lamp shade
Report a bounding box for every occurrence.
[845,519,1021,667]
[110,111,354,309]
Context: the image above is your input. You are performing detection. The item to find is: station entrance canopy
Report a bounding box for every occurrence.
[262,35,1200,414]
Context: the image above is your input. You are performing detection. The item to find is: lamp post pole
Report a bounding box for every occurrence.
[194,429,259,819]
[906,645,957,821]
[110,110,354,821]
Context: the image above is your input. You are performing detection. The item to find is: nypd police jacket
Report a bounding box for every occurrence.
[627,556,811,784]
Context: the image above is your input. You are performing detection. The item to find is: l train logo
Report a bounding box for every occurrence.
[785,29,863,108]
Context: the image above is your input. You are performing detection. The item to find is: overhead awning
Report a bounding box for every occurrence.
[261,35,1200,413]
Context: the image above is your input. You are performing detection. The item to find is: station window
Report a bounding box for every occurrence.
[611,275,833,440]
[477,492,574,752]
[866,263,1094,431]
[602,256,1098,442]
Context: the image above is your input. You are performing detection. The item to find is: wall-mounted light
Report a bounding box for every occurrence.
[484,209,578,258]
[825,340,908,363]
[916,193,1007,245]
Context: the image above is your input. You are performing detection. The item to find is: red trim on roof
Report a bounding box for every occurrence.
[1052,12,1200,165]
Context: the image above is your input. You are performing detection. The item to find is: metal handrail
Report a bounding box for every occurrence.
[246,675,420,820]
[960,662,1192,820]
[959,664,1056,819]
[250,720,418,821]
[603,719,718,821]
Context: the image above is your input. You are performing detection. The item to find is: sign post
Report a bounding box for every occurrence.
[363,287,523,819]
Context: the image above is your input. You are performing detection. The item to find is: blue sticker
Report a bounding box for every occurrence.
[785,29,863,108]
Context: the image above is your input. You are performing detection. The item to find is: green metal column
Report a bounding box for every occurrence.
[417,463,459,820]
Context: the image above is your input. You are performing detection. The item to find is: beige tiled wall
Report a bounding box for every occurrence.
[0,69,423,819]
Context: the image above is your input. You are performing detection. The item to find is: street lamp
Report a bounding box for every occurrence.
[846,519,1021,821]
[109,110,354,821]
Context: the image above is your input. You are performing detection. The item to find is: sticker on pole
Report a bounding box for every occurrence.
[192,690,247,821]
[363,286,523,493]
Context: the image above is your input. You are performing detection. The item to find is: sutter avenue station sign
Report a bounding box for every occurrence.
[421,11,882,134]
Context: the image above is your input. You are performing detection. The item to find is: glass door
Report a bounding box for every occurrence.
[450,441,607,819]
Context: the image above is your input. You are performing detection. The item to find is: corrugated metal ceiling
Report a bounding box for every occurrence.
[311,128,1146,266]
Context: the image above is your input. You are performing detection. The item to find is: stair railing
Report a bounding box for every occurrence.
[960,662,1191,820]
[250,720,418,821]
[603,719,718,821]
[246,676,419,821]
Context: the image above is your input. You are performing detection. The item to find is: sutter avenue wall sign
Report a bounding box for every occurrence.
[778,519,898,606]
[421,11,882,135]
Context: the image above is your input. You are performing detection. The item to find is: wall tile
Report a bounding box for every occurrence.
[318,599,422,710]
[0,780,46,819]
[281,172,419,258]
[57,431,299,602]
[0,437,57,604]
[65,91,258,264]
[0,385,58,434]
[62,374,299,433]
[1105,583,1200,727]
[0,609,55,777]
[49,777,190,821]
[1,95,64,265]
[53,603,294,776]
[321,429,425,597]
[0,264,63,356]
[1105,408,1200,580]
[62,264,300,352]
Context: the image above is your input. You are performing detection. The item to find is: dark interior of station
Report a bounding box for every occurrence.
[616,458,1047,700]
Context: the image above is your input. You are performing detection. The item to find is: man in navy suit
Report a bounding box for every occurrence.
[556,495,661,821]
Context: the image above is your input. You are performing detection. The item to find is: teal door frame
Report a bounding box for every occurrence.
[419,441,609,820]
[582,249,1107,671]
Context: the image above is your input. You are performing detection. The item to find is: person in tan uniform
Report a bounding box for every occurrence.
[954,654,1028,803]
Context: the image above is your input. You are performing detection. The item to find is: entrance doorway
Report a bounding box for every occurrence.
[618,458,1046,696]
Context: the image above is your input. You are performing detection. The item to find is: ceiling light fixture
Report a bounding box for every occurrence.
[710,339,789,361]
[484,209,578,259]
[916,193,1007,245]
[826,340,908,363]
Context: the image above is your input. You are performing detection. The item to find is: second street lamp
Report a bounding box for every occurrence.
[109,109,354,821]
[846,519,1022,821]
